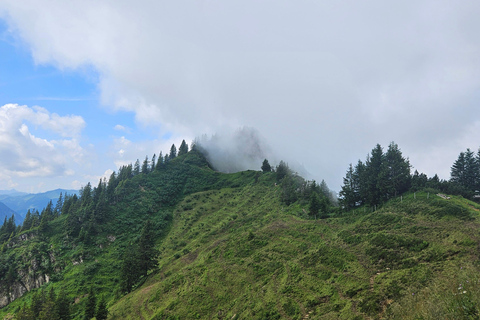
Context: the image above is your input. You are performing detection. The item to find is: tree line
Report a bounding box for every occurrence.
[339,142,480,210]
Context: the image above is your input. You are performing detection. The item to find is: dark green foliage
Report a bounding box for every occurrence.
[178,140,189,156]
[142,155,149,174]
[169,144,177,159]
[261,159,271,173]
[309,192,320,218]
[340,142,411,208]
[276,160,289,181]
[84,287,96,320]
[96,296,108,320]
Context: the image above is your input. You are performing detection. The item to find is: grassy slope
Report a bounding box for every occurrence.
[108,185,480,319]
[2,156,480,319]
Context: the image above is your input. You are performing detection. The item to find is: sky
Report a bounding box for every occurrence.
[0,1,479,193]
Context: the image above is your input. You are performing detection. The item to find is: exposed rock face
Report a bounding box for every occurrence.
[0,272,50,307]
[0,232,56,308]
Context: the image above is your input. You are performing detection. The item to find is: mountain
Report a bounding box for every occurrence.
[0,188,78,223]
[0,148,479,319]
[0,201,22,224]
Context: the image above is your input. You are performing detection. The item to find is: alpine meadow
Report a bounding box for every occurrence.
[0,141,480,319]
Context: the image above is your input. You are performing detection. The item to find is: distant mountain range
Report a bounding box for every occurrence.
[0,189,79,224]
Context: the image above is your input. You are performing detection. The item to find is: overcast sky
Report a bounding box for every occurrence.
[0,1,479,193]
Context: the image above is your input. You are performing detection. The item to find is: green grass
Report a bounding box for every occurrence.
[2,164,480,319]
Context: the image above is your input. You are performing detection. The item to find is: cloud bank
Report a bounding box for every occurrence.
[0,104,86,189]
[2,1,480,188]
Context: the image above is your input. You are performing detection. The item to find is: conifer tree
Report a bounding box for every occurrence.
[276,161,289,181]
[178,139,189,156]
[96,296,108,320]
[133,159,140,175]
[170,144,177,159]
[156,151,164,169]
[84,287,96,320]
[55,288,71,320]
[309,192,320,219]
[151,153,156,171]
[142,155,149,174]
[138,220,159,277]
[261,159,272,173]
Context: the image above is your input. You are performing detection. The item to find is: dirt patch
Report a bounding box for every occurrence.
[267,221,289,231]
[181,250,198,264]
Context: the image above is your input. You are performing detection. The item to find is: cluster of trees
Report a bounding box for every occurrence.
[339,143,480,209]
[450,148,480,195]
[339,142,411,209]
[15,287,71,320]
[262,159,334,219]
[15,286,108,320]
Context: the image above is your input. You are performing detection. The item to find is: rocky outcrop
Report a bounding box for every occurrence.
[0,272,50,307]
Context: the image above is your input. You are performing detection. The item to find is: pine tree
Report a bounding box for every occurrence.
[151,153,156,171]
[156,151,164,169]
[261,159,272,173]
[170,144,177,159]
[379,142,411,201]
[84,287,96,320]
[365,144,384,206]
[55,288,71,320]
[138,220,159,277]
[178,140,189,156]
[142,155,149,174]
[96,296,108,320]
[133,159,140,175]
[120,245,141,293]
[339,164,356,209]
[276,161,289,181]
[309,192,320,219]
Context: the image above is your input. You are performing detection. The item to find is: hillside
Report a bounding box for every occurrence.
[0,149,479,319]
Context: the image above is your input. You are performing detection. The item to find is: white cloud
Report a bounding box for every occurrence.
[2,1,480,188]
[0,104,86,181]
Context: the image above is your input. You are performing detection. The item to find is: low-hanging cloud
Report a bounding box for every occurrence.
[2,1,480,189]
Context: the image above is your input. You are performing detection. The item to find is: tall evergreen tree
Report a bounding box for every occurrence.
[379,142,411,201]
[339,164,357,209]
[178,140,189,156]
[138,220,159,277]
[96,296,108,320]
[141,156,149,174]
[156,151,164,169]
[261,159,272,173]
[84,287,96,320]
[169,144,177,159]
[309,192,321,219]
[151,153,156,172]
[365,144,384,206]
[55,288,71,320]
[276,161,289,181]
[133,159,140,175]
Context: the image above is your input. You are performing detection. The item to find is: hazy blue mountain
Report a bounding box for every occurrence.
[0,201,23,224]
[0,189,78,223]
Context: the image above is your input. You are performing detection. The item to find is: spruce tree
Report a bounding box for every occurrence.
[170,144,177,159]
[261,159,272,173]
[142,155,149,174]
[151,153,156,171]
[309,192,320,219]
[178,139,189,156]
[84,287,96,320]
[133,159,140,175]
[96,296,108,320]
[138,220,159,277]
